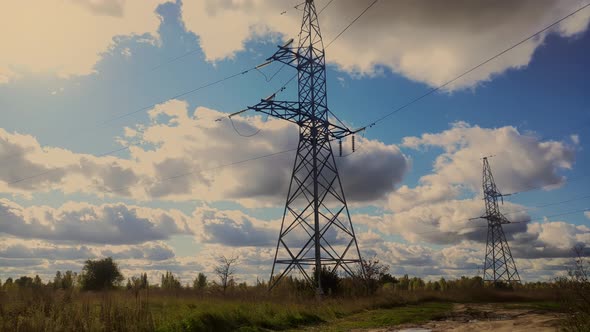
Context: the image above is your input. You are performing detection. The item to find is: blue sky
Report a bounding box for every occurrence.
[1,0,589,284]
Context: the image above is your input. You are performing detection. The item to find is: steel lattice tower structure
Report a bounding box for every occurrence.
[479,157,520,284]
[230,0,365,295]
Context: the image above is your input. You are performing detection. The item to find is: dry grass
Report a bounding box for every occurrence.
[0,285,563,332]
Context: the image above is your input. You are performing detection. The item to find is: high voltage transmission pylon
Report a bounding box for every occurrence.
[473,157,521,284]
[230,0,365,295]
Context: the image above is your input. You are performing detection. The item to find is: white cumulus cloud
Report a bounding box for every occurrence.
[0,199,191,245]
[392,122,577,213]
[0,101,409,206]
[0,0,166,82]
[181,0,590,90]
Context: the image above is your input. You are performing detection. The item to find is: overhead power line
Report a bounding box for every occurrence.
[361,2,590,130]
[229,115,264,137]
[80,0,345,130]
[232,0,378,132]
[1,66,263,174]
[318,0,336,15]
[226,0,363,138]
[231,0,368,293]
[100,66,258,126]
[0,0,372,192]
[98,137,348,196]
[415,206,590,237]
[0,145,298,206]
[5,142,140,186]
[2,169,587,223]
[149,50,201,73]
[2,0,588,205]
[506,173,590,196]
[325,0,378,48]
[150,0,337,74]
[471,207,590,230]
[528,207,590,222]
[13,0,378,192]
[500,192,590,219]
[451,190,590,225]
[150,1,313,72]
[103,147,298,195]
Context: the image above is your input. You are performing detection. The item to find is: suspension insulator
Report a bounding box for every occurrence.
[352,135,356,152]
[339,140,343,157]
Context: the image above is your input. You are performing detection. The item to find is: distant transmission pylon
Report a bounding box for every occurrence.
[476,157,521,284]
[230,0,365,295]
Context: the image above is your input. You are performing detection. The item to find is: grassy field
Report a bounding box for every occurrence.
[0,286,570,332]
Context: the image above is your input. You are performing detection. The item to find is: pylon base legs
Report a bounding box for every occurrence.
[483,224,520,284]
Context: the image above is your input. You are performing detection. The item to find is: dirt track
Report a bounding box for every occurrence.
[376,303,563,332]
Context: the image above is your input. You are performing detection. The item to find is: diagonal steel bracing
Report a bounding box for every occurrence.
[232,0,365,295]
[479,157,521,284]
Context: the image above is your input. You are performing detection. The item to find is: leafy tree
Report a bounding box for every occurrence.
[396,274,410,291]
[15,276,34,288]
[53,271,62,289]
[379,273,397,285]
[63,271,76,289]
[409,277,425,291]
[3,277,13,289]
[161,271,181,290]
[214,255,238,294]
[33,275,43,288]
[80,257,124,291]
[193,272,207,290]
[432,280,441,291]
[54,270,77,290]
[127,273,149,300]
[359,257,390,294]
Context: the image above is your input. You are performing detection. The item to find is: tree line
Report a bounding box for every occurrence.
[0,256,238,293]
[0,255,571,295]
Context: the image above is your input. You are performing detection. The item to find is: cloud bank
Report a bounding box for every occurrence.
[0,101,409,207]
[181,0,590,89]
[0,0,167,82]
[2,1,588,90]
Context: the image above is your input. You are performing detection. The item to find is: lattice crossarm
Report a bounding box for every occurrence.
[499,214,512,225]
[327,122,365,140]
[230,100,302,125]
[265,38,299,68]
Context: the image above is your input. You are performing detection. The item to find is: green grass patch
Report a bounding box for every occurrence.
[301,302,452,332]
[155,302,325,332]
